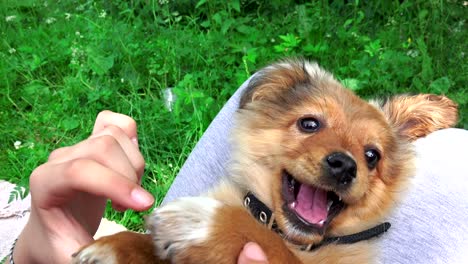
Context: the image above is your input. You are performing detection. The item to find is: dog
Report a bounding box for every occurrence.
[72,59,458,263]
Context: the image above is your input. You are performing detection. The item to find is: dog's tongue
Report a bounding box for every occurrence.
[295,184,328,225]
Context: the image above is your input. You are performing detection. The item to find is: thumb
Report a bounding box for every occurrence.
[237,242,269,264]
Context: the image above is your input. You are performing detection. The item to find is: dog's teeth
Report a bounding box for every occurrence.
[288,177,296,193]
[289,201,297,209]
[327,200,333,211]
[319,219,326,225]
[338,196,342,201]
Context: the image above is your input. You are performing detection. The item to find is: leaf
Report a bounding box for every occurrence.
[412,77,424,90]
[8,185,27,203]
[88,54,114,76]
[279,34,295,43]
[230,0,241,12]
[30,54,43,71]
[418,9,429,21]
[221,18,234,34]
[8,190,18,203]
[22,81,50,101]
[303,43,329,54]
[200,20,210,28]
[87,88,113,103]
[244,48,258,63]
[429,77,451,94]
[61,118,80,131]
[343,18,353,28]
[236,24,254,35]
[416,37,433,82]
[342,78,362,91]
[18,45,34,53]
[191,90,205,99]
[364,40,381,57]
[195,0,208,9]
[212,12,222,25]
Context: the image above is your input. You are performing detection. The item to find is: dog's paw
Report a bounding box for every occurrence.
[146,197,222,260]
[71,243,117,264]
[71,232,156,264]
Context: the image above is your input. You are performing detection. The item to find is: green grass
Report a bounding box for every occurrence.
[1,0,466,231]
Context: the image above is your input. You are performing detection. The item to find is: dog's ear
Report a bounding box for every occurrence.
[380,94,458,141]
[239,60,333,109]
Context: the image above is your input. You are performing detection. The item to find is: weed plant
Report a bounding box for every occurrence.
[1,0,466,230]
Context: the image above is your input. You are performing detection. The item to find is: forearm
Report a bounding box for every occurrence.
[10,218,92,264]
[7,227,31,264]
[10,222,43,264]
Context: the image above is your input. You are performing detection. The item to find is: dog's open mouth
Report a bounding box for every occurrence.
[282,170,345,234]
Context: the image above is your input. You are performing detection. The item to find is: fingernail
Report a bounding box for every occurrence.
[131,137,138,146]
[131,188,154,207]
[244,242,267,261]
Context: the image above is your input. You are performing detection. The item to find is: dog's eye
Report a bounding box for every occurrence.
[364,149,380,169]
[297,117,321,133]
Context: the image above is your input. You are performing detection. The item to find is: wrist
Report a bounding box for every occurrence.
[12,223,36,264]
[5,237,17,264]
[15,215,94,263]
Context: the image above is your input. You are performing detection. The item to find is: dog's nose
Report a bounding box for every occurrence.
[324,152,357,186]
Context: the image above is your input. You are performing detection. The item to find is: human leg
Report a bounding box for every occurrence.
[161,77,252,204]
[377,128,468,263]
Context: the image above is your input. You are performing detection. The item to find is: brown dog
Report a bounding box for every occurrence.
[72,59,458,264]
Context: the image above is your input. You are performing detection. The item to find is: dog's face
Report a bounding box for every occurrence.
[231,60,457,244]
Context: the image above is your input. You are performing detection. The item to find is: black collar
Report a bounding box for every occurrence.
[243,192,391,251]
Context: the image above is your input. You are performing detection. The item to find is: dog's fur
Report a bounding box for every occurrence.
[72,59,458,264]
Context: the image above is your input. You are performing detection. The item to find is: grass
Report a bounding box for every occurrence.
[0,0,466,231]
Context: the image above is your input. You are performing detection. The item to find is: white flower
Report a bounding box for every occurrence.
[453,20,465,33]
[5,15,17,22]
[8,48,16,54]
[14,141,22,149]
[45,17,56,24]
[99,10,107,18]
[406,50,419,58]
[65,13,71,20]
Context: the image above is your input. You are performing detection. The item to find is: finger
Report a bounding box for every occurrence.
[48,146,71,161]
[112,203,128,212]
[90,125,145,179]
[30,159,154,211]
[237,242,269,264]
[49,135,139,183]
[93,111,138,145]
[49,126,145,180]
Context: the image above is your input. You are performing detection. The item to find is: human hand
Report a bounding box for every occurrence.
[238,242,269,264]
[12,110,154,263]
